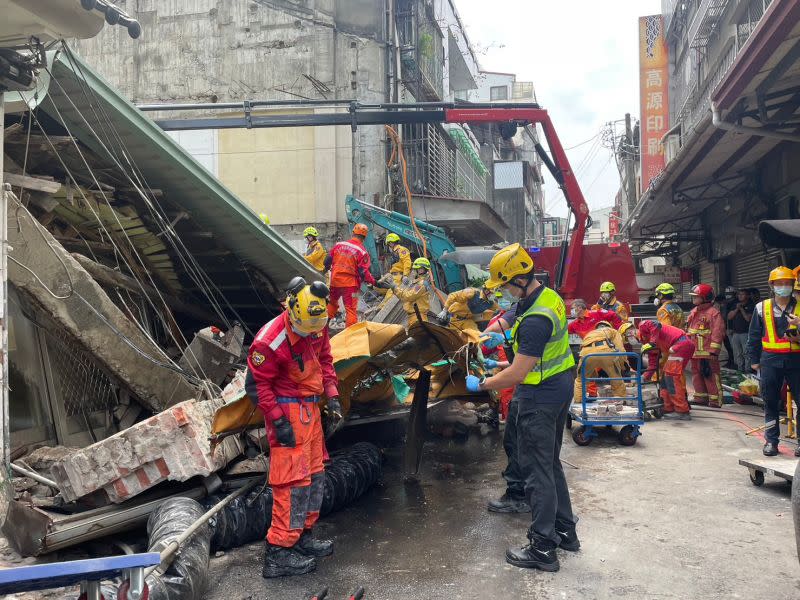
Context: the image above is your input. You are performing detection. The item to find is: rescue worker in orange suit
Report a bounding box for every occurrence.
[325,223,376,327]
[302,227,327,273]
[442,286,498,332]
[687,283,726,408]
[747,266,800,457]
[246,277,342,578]
[573,321,627,403]
[592,281,629,322]
[380,257,432,325]
[649,282,686,382]
[638,320,695,419]
[654,283,685,328]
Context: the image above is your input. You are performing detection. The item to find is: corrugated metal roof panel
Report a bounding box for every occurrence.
[40,49,317,293]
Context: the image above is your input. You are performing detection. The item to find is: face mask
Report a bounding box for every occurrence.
[774,286,793,298]
[498,287,520,306]
[600,292,611,302]
[498,298,512,311]
[653,298,660,306]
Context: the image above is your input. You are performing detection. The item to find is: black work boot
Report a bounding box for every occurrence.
[296,529,334,557]
[505,538,560,572]
[487,491,529,514]
[262,542,316,578]
[556,526,581,552]
[795,445,800,458]
[763,442,779,457]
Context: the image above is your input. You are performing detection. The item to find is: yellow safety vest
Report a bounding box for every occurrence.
[761,298,800,353]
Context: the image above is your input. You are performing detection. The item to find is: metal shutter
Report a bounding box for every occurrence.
[733,247,783,297]
[699,260,716,288]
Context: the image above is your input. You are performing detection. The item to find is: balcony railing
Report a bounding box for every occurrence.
[402,123,487,203]
[396,0,444,100]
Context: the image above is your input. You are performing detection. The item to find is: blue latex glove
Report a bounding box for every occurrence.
[484,358,499,369]
[483,332,505,350]
[465,375,483,392]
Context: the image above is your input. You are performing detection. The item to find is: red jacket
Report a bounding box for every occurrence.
[568,309,623,338]
[687,303,725,358]
[247,312,339,430]
[639,322,694,376]
[329,237,376,288]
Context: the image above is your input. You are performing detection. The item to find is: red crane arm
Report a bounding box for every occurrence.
[444,108,589,297]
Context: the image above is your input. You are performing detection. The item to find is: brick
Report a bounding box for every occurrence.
[51,399,242,504]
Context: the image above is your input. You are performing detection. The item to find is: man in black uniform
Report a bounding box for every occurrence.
[466,243,578,572]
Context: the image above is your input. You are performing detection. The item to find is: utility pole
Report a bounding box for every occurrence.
[624,113,637,221]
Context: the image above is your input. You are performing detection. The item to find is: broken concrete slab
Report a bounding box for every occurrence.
[50,399,242,504]
[6,190,199,412]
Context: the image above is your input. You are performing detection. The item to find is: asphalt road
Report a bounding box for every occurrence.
[205,406,799,600]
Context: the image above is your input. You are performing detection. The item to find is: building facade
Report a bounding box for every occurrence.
[627,0,800,297]
[72,0,510,249]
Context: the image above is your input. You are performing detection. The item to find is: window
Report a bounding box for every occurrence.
[490,85,508,101]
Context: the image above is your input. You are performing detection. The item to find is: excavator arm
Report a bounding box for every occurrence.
[345,195,464,293]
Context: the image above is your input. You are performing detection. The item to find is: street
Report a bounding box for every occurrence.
[206,406,799,600]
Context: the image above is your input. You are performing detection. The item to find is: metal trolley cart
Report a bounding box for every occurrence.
[570,352,644,447]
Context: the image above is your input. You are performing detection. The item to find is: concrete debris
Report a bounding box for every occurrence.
[6,190,200,412]
[21,446,78,478]
[51,399,242,504]
[179,324,246,386]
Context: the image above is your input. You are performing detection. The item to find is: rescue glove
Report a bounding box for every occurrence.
[483,358,499,370]
[272,416,296,448]
[700,359,712,378]
[436,309,451,325]
[465,375,484,393]
[483,332,505,350]
[324,396,343,437]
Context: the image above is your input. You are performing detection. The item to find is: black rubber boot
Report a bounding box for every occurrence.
[505,538,560,572]
[487,491,529,514]
[795,445,800,458]
[262,542,316,578]
[296,529,334,557]
[556,526,581,552]
[763,442,779,457]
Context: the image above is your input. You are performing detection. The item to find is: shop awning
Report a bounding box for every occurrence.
[758,220,800,249]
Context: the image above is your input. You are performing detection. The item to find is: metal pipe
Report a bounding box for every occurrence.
[10,462,59,489]
[137,99,356,111]
[711,101,800,143]
[144,477,261,577]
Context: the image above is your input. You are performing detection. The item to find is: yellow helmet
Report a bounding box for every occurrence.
[412,257,431,270]
[768,266,795,283]
[287,279,330,335]
[655,282,675,296]
[619,322,635,336]
[386,233,401,243]
[259,212,270,225]
[485,243,534,290]
[303,226,319,238]
[600,281,616,293]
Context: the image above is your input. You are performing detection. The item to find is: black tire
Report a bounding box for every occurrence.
[750,470,765,487]
[572,426,592,446]
[618,425,638,446]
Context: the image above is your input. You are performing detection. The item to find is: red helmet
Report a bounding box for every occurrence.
[690,283,714,302]
[638,319,660,341]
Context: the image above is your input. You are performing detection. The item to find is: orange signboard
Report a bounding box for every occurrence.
[639,15,669,194]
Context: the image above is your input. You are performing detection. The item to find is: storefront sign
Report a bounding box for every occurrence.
[639,15,669,194]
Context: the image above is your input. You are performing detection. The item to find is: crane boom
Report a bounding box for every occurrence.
[144,101,592,298]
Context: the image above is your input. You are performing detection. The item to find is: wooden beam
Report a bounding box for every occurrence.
[71,253,219,324]
[3,172,62,194]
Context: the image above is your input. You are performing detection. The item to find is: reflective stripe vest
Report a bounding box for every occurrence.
[761,298,800,353]
[511,287,575,385]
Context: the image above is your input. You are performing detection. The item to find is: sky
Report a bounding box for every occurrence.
[456,0,663,218]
